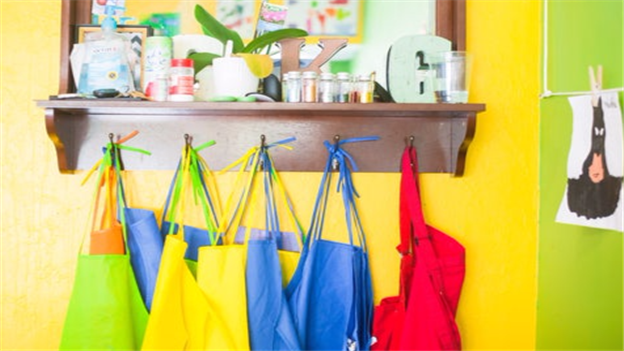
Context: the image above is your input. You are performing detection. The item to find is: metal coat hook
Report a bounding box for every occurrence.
[401,135,416,170]
[259,134,266,170]
[406,135,415,148]
[332,135,340,171]
[184,133,193,147]
[107,133,125,170]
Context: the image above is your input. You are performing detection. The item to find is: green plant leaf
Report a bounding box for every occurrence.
[242,28,308,54]
[194,4,244,53]
[188,52,221,74]
[237,53,274,78]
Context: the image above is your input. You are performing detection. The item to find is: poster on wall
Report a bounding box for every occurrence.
[285,0,363,43]
[556,92,624,232]
[217,0,257,40]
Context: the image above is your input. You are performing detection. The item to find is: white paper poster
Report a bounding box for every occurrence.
[556,92,624,232]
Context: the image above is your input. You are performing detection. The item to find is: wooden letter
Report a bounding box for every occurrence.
[278,38,348,74]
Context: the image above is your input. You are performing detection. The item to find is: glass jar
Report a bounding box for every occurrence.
[356,74,374,103]
[336,72,352,103]
[318,72,336,102]
[286,71,302,102]
[302,71,318,102]
[281,73,289,102]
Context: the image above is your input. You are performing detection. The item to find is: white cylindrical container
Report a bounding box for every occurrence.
[169,58,194,102]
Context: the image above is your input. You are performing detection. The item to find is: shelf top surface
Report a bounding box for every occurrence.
[37,100,486,117]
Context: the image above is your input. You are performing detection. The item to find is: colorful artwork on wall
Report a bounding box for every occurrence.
[285,0,364,43]
[556,92,624,232]
[217,0,258,40]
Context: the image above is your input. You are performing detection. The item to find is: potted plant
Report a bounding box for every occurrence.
[189,4,308,79]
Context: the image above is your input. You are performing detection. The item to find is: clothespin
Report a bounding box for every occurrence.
[589,65,602,107]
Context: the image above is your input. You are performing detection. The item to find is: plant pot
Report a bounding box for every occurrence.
[212,57,260,98]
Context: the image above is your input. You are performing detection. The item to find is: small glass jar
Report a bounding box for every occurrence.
[286,71,302,102]
[318,72,336,102]
[302,71,318,103]
[152,73,169,102]
[356,74,374,103]
[281,73,289,102]
[169,58,194,102]
[336,72,352,103]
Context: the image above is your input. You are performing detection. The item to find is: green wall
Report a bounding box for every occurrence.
[537,0,623,349]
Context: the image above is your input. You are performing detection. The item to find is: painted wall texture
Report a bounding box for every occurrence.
[537,1,624,349]
[0,0,539,350]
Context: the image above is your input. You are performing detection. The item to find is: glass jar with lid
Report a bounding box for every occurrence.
[318,72,336,102]
[336,72,352,103]
[302,71,318,102]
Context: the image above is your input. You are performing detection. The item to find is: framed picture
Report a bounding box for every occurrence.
[75,24,153,91]
[284,0,364,44]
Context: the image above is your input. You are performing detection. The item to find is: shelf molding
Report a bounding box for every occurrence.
[37,100,485,175]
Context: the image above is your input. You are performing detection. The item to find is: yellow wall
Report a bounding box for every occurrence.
[0,1,540,350]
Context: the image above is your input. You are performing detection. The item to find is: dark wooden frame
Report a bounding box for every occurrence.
[45,0,482,175]
[58,0,466,95]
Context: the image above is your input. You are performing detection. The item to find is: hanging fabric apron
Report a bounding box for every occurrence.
[399,145,465,350]
[142,140,221,350]
[286,136,378,351]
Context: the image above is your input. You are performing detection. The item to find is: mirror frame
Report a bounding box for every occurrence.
[58,0,465,94]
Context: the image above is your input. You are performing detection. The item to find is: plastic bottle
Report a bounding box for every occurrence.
[169,59,195,102]
[77,5,136,94]
[87,5,125,42]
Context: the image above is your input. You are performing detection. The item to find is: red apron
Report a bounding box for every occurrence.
[372,146,465,350]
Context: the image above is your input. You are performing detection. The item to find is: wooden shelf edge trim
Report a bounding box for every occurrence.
[37,100,486,175]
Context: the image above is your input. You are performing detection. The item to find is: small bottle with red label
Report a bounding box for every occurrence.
[169,58,194,102]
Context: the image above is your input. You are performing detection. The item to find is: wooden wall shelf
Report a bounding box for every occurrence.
[37,100,486,175]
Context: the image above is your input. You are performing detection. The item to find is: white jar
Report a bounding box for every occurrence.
[169,58,194,102]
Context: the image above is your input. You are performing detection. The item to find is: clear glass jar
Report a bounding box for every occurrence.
[286,71,302,102]
[336,72,352,103]
[302,71,318,102]
[356,74,374,103]
[318,72,336,102]
[281,73,289,102]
